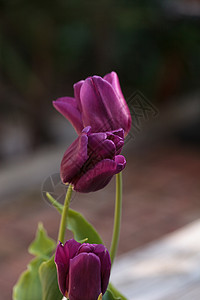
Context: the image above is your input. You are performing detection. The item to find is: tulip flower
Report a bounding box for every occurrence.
[55,239,111,300]
[53,71,131,136]
[60,126,126,193]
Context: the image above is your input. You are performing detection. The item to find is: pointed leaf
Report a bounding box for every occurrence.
[46,192,63,214]
[46,194,103,244]
[104,283,127,300]
[67,208,103,244]
[29,223,56,258]
[103,289,120,300]
[13,257,44,300]
[39,256,62,300]
[13,224,56,300]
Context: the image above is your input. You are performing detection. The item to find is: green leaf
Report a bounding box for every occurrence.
[103,288,124,300]
[46,193,103,244]
[68,208,103,244]
[103,289,119,300]
[46,192,63,214]
[105,283,127,300]
[13,257,44,300]
[29,223,56,258]
[13,223,56,300]
[39,256,62,300]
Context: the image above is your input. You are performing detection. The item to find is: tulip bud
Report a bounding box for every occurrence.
[53,71,131,136]
[55,239,111,300]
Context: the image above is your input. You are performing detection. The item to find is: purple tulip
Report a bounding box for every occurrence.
[53,71,131,136]
[60,126,126,193]
[55,239,111,300]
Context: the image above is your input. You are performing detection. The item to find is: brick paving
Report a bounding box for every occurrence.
[0,143,200,299]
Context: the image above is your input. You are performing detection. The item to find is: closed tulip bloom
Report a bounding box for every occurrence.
[53,71,131,136]
[55,239,111,300]
[60,126,126,193]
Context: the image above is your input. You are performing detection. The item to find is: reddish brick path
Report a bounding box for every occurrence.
[0,144,200,299]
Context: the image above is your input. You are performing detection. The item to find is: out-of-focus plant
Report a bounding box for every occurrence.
[1,0,200,103]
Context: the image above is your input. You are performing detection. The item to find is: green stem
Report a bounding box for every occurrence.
[110,172,122,265]
[57,184,73,244]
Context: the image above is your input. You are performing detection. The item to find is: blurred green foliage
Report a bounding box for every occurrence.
[0,0,200,125]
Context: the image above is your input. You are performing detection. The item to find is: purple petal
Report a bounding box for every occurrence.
[53,97,83,134]
[80,76,131,135]
[55,242,68,267]
[88,132,116,161]
[109,128,124,139]
[78,243,95,253]
[82,125,92,134]
[55,242,69,296]
[103,71,124,102]
[74,158,125,193]
[64,239,81,259]
[68,253,101,300]
[94,244,111,294]
[104,72,132,135]
[115,155,126,173]
[73,80,84,111]
[80,77,111,132]
[55,240,81,296]
[106,129,124,155]
[60,131,88,184]
[88,132,107,146]
[108,136,123,155]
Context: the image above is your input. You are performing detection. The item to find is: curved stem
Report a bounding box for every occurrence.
[110,172,122,264]
[57,184,73,244]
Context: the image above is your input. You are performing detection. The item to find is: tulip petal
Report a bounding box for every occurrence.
[104,71,125,102]
[94,244,111,294]
[55,242,69,296]
[64,239,82,293]
[61,131,89,184]
[73,80,84,111]
[104,72,132,135]
[88,132,116,161]
[94,76,131,135]
[80,77,117,132]
[64,239,81,259]
[80,77,110,132]
[53,97,83,134]
[74,157,126,193]
[69,253,101,300]
[115,155,126,173]
[106,129,124,155]
[55,240,81,296]
[80,76,131,135]
[109,128,124,139]
[78,243,95,253]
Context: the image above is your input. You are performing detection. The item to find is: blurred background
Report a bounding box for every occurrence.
[0,0,200,299]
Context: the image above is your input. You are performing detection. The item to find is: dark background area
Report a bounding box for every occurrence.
[0,0,200,299]
[0,0,200,158]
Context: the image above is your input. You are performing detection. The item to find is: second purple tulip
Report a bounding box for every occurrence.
[60,126,126,193]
